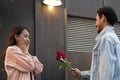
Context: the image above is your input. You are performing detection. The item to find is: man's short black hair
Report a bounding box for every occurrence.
[97,6,118,26]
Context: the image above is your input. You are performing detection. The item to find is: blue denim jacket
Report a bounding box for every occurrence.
[90,26,120,80]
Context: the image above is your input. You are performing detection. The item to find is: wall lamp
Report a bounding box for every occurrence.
[43,0,62,6]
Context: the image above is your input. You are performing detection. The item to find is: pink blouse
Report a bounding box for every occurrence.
[5,45,43,80]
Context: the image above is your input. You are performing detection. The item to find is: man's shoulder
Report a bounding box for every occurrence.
[103,32,119,42]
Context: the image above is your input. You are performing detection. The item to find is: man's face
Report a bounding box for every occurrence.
[95,14,103,33]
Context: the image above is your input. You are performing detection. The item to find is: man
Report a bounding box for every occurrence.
[71,6,120,80]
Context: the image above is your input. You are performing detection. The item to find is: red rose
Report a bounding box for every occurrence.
[56,50,66,60]
[56,50,62,60]
[62,53,66,59]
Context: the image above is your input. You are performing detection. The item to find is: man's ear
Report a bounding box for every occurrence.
[101,14,106,22]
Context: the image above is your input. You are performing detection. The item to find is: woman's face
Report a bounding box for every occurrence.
[15,29,30,46]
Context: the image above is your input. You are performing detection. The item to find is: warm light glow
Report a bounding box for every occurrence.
[48,6,54,11]
[43,0,62,6]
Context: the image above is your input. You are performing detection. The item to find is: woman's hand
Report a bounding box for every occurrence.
[17,38,30,55]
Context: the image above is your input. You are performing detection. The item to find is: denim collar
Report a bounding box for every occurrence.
[95,26,114,42]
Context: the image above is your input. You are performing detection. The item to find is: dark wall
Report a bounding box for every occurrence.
[67,0,102,18]
[67,0,120,21]
[35,0,66,80]
[67,52,92,80]
[0,0,34,80]
[0,0,66,80]
[104,0,120,21]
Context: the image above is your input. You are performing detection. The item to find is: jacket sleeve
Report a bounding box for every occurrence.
[5,46,34,72]
[32,56,43,75]
[98,39,117,80]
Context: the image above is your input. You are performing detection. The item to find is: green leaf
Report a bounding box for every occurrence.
[59,60,72,70]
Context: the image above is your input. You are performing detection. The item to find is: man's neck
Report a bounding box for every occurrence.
[102,22,111,30]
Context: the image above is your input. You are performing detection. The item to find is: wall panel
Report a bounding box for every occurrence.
[67,0,102,19]
[35,0,66,80]
[104,0,120,21]
[0,0,34,80]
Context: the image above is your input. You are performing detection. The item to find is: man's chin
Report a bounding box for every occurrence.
[97,30,101,34]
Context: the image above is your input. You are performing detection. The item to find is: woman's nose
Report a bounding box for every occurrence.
[26,38,30,42]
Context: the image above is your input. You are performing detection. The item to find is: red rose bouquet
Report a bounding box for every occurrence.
[56,50,82,80]
[56,50,72,70]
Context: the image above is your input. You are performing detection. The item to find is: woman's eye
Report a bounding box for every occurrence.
[24,35,28,38]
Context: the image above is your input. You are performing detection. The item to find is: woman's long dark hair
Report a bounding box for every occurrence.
[2,25,30,62]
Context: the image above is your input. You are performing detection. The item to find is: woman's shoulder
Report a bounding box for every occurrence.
[7,45,17,50]
[7,45,16,51]
[6,45,22,54]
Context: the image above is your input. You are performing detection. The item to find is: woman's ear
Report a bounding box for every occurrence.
[14,35,18,40]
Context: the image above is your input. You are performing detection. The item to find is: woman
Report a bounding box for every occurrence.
[3,26,43,80]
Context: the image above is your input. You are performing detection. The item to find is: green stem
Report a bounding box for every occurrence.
[66,63,72,69]
[77,76,82,80]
